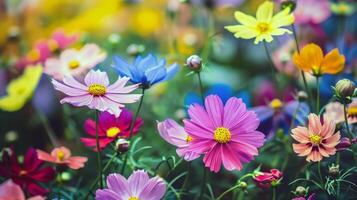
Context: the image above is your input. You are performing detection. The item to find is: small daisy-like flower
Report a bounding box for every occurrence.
[184,95,265,172]
[37,146,88,170]
[293,43,345,77]
[157,119,200,161]
[45,44,106,80]
[292,113,341,162]
[225,1,294,44]
[51,70,142,117]
[323,99,357,124]
[96,170,166,200]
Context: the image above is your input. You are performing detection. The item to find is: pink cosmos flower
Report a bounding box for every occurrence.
[292,113,341,162]
[45,44,107,80]
[254,169,283,189]
[157,119,200,161]
[16,40,52,69]
[96,170,166,200]
[36,146,87,170]
[51,70,142,117]
[323,99,357,124]
[272,39,300,77]
[81,109,143,151]
[0,180,44,200]
[49,29,78,50]
[184,95,265,172]
[290,0,331,24]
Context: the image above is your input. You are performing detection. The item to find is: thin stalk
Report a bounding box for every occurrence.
[316,77,320,113]
[181,162,191,193]
[272,187,276,200]
[36,109,59,147]
[95,110,103,189]
[197,72,205,103]
[58,172,62,200]
[197,167,207,200]
[216,173,253,200]
[343,104,353,140]
[263,41,278,83]
[317,161,323,183]
[120,88,146,174]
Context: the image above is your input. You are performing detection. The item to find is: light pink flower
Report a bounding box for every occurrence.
[184,95,265,172]
[0,179,44,200]
[52,69,142,117]
[292,113,340,162]
[49,29,78,50]
[293,0,331,24]
[45,44,106,80]
[157,119,200,161]
[37,146,87,170]
[323,99,357,124]
[272,39,300,76]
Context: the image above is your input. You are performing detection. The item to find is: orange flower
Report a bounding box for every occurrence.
[37,146,87,170]
[291,113,340,162]
[293,43,345,76]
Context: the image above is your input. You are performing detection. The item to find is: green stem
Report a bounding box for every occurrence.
[216,173,253,200]
[197,167,207,200]
[272,187,276,200]
[36,109,59,147]
[197,72,204,103]
[317,161,323,183]
[343,104,353,141]
[316,76,320,113]
[181,162,191,193]
[95,110,103,189]
[120,88,146,174]
[263,41,278,84]
[58,172,62,199]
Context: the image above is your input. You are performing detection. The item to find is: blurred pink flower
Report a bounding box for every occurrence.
[157,119,200,161]
[37,146,87,170]
[292,113,340,162]
[0,180,44,200]
[272,39,300,76]
[293,0,331,24]
[184,95,265,172]
[51,70,142,117]
[323,99,357,124]
[49,29,78,50]
[45,44,107,80]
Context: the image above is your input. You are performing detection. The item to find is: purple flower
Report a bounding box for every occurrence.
[96,170,166,200]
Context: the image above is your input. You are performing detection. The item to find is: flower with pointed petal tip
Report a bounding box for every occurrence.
[184,95,265,172]
[225,1,294,44]
[36,146,87,170]
[157,119,200,161]
[0,148,55,196]
[0,180,44,200]
[113,54,179,88]
[45,44,106,80]
[254,169,283,188]
[48,29,78,51]
[81,109,143,151]
[292,113,341,162]
[51,70,142,117]
[95,170,166,200]
[293,43,345,77]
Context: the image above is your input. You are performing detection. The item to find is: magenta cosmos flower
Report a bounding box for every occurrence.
[81,109,143,151]
[157,119,200,161]
[184,95,265,172]
[96,170,166,200]
[52,70,142,117]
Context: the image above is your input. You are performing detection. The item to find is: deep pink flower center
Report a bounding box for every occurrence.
[214,127,231,144]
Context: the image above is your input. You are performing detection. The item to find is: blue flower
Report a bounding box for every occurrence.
[184,83,251,107]
[113,54,179,88]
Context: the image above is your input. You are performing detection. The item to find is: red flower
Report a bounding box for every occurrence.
[254,169,283,188]
[0,148,55,196]
[81,109,143,151]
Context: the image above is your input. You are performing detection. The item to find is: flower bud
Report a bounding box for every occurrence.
[127,44,145,57]
[116,139,130,154]
[297,91,308,102]
[328,164,339,178]
[280,0,296,13]
[238,181,248,190]
[294,186,307,197]
[335,79,356,98]
[186,55,202,72]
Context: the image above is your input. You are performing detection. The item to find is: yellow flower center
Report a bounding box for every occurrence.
[310,134,321,145]
[348,107,357,117]
[88,84,106,96]
[186,135,193,143]
[128,197,139,200]
[106,127,120,138]
[57,150,65,161]
[68,60,80,70]
[256,22,270,34]
[48,39,59,52]
[214,127,231,144]
[27,49,40,62]
[269,98,283,109]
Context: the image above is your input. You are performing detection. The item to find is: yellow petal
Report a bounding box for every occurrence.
[234,11,257,26]
[271,9,295,28]
[225,25,258,39]
[0,95,26,112]
[256,1,274,22]
[300,43,324,73]
[321,48,345,74]
[293,52,311,72]
[270,28,292,36]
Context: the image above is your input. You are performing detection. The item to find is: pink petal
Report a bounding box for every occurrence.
[183,119,213,139]
[128,170,150,196]
[138,177,166,200]
[52,79,88,96]
[204,95,224,127]
[36,150,56,163]
[203,144,223,173]
[308,113,322,134]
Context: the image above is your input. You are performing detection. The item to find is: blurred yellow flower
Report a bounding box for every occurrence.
[131,6,164,37]
[330,2,355,16]
[0,65,43,111]
[225,1,294,44]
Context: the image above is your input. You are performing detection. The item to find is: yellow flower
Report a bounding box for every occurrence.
[293,43,345,77]
[331,2,355,16]
[225,1,294,44]
[0,65,43,111]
